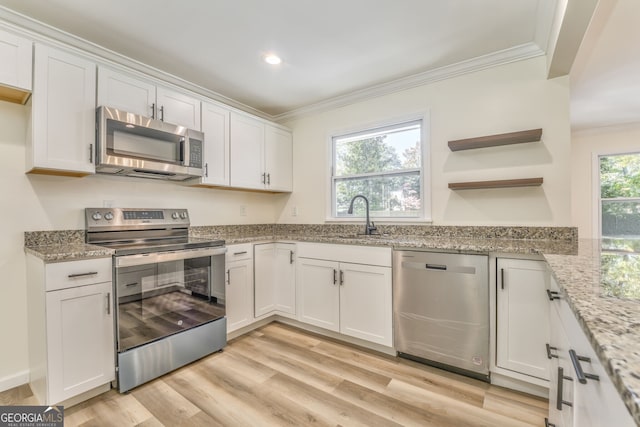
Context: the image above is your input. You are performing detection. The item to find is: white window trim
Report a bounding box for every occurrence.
[592,149,640,238]
[325,111,431,223]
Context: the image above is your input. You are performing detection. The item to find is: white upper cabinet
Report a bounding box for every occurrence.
[230,112,292,192]
[194,101,230,186]
[0,28,32,103]
[230,112,265,189]
[97,67,201,130]
[97,67,155,117]
[156,86,200,130]
[265,125,293,192]
[28,44,96,175]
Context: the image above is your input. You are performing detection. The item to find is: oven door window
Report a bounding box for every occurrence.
[115,255,224,352]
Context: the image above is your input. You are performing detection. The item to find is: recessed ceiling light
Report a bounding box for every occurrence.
[264,54,282,65]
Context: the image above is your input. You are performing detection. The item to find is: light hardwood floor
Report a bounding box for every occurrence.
[0,322,548,426]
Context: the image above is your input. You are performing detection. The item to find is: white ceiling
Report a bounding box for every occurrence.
[570,0,640,131]
[0,0,553,118]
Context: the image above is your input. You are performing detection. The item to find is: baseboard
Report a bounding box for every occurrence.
[0,370,29,393]
[491,372,548,398]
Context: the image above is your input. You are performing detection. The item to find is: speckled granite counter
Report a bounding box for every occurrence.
[24,243,114,262]
[544,239,640,425]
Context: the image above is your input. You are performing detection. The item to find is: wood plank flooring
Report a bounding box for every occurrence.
[0,322,548,426]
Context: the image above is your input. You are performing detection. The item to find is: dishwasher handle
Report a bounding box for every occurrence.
[425,263,447,271]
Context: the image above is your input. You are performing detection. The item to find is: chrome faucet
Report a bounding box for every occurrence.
[347,195,377,235]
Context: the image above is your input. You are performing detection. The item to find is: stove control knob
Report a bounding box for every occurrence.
[104,212,114,221]
[180,212,188,219]
[92,212,103,221]
[172,212,180,219]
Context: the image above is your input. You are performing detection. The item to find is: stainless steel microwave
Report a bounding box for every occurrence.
[95,106,204,181]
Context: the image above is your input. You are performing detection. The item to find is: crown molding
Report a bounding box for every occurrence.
[1,6,546,124]
[273,42,545,123]
[0,6,272,120]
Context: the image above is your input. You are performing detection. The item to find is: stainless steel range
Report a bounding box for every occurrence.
[86,208,227,392]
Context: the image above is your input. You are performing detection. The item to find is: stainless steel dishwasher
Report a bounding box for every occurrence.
[393,250,489,381]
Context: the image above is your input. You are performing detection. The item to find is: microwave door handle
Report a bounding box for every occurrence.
[179,138,185,165]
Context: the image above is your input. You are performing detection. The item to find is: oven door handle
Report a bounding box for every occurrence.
[115,247,227,268]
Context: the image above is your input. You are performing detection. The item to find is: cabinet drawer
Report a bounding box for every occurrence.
[226,244,253,262]
[45,257,112,291]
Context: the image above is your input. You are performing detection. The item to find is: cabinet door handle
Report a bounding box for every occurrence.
[261,173,266,184]
[159,105,164,121]
[333,269,337,285]
[106,292,111,315]
[289,250,294,264]
[205,163,209,177]
[546,289,560,301]
[67,271,98,278]
[500,268,505,290]
[557,366,573,410]
[151,103,156,119]
[267,173,271,185]
[546,343,558,359]
[226,269,230,285]
[89,143,93,163]
[545,418,556,427]
[339,270,344,286]
[569,349,599,383]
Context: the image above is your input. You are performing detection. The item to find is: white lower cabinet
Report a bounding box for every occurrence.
[45,282,115,404]
[496,258,550,381]
[254,243,296,318]
[224,244,254,333]
[296,243,393,347]
[546,276,635,427]
[296,258,340,331]
[26,255,115,405]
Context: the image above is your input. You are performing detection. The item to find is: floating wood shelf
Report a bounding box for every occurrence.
[448,177,543,190]
[448,128,542,152]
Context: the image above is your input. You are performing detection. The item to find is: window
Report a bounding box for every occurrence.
[599,152,640,238]
[331,119,425,219]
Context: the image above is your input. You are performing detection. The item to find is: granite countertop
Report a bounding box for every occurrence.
[25,229,639,422]
[24,243,114,262]
[544,239,640,425]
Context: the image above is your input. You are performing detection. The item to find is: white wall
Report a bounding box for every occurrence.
[571,123,640,238]
[0,100,286,387]
[279,56,572,226]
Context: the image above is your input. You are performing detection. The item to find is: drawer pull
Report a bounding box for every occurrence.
[557,366,573,410]
[546,289,560,301]
[546,343,558,359]
[233,251,248,256]
[569,349,600,383]
[125,282,139,287]
[68,271,98,279]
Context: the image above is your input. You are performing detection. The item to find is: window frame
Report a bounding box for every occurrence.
[593,150,640,238]
[326,113,431,223]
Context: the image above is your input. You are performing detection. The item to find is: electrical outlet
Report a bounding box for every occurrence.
[239,205,247,216]
[103,200,114,208]
[292,206,298,217]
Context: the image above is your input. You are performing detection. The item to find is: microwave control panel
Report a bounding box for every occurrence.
[188,138,203,168]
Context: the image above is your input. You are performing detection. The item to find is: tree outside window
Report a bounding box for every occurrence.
[599,153,640,238]
[599,153,640,300]
[332,121,423,219]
